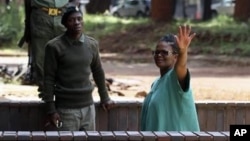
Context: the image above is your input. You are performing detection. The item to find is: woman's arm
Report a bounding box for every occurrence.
[174,25,196,89]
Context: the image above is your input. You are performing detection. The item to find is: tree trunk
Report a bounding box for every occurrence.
[182,0,187,18]
[86,0,111,14]
[151,0,176,22]
[234,0,250,21]
[202,0,212,21]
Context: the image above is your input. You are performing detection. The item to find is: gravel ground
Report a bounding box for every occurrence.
[1,53,250,102]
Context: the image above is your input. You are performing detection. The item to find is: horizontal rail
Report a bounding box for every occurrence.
[0,131,230,141]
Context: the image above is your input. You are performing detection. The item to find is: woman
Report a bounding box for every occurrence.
[140,25,200,131]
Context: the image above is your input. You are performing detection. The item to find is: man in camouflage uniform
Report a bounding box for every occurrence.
[20,0,88,97]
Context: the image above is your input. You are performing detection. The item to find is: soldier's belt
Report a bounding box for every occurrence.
[41,7,62,16]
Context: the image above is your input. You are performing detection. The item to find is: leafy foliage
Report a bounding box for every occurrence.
[190,15,250,56]
[0,3,249,57]
[84,14,149,38]
[84,14,250,57]
[0,1,24,48]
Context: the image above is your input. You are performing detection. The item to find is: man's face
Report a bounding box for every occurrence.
[65,12,83,34]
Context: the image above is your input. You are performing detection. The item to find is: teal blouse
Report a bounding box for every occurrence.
[141,69,200,131]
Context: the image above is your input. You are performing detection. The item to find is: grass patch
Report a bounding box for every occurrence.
[84,14,149,39]
[0,8,250,57]
[0,1,24,46]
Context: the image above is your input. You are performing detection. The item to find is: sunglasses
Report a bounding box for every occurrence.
[152,50,175,56]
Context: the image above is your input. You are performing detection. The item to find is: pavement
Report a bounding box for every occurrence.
[1,52,250,102]
[0,53,151,102]
[1,51,250,65]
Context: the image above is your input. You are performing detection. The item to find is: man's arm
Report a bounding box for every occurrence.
[42,43,58,114]
[90,40,110,103]
[18,0,31,48]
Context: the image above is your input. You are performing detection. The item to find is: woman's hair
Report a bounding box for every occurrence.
[159,34,179,54]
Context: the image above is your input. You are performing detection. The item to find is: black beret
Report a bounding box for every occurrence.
[61,6,82,25]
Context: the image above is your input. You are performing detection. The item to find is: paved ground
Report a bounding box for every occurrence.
[1,53,250,102]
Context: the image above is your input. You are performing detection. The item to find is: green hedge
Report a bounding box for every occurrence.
[0,2,249,57]
[0,1,24,47]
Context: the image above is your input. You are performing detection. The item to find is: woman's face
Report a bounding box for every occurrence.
[153,41,177,70]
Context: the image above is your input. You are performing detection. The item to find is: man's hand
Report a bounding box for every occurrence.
[45,112,61,128]
[175,25,196,54]
[101,99,115,111]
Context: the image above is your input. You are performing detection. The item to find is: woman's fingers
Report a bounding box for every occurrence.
[182,24,187,35]
[178,24,194,37]
[190,32,196,40]
[178,25,183,37]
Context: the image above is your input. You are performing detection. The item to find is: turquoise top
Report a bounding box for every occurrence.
[141,69,200,131]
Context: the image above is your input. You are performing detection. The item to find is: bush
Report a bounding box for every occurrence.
[191,15,250,56]
[0,5,249,57]
[0,1,24,48]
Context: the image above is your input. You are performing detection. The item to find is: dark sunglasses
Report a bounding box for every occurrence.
[152,50,175,56]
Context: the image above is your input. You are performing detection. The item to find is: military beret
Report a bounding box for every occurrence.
[61,6,82,25]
